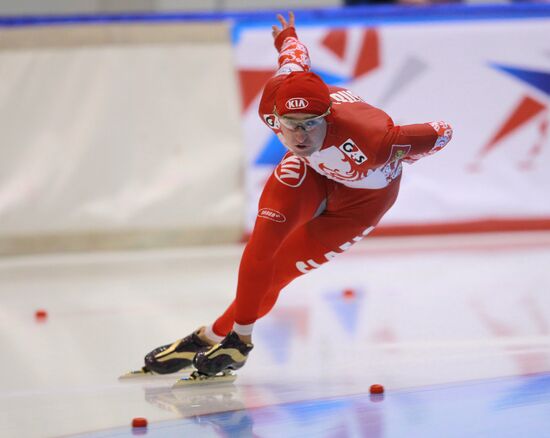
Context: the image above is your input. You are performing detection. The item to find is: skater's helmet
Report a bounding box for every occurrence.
[274,71,331,117]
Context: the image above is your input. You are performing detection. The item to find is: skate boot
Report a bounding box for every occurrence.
[193,332,254,376]
[144,329,212,375]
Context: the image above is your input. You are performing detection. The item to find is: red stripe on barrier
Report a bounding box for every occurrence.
[371,218,550,236]
[240,218,550,243]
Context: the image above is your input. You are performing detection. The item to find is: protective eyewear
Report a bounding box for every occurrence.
[274,107,331,132]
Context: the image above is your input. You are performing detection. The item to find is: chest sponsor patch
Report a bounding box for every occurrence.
[258,208,286,223]
[338,139,368,165]
[275,155,307,187]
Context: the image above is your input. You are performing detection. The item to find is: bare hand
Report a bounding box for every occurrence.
[272,11,295,40]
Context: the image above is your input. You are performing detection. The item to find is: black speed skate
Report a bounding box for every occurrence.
[193,331,254,376]
[143,329,212,375]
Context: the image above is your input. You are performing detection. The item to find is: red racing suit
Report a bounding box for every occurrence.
[209,27,453,336]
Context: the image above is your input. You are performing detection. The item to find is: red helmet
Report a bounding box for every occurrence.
[274,71,331,117]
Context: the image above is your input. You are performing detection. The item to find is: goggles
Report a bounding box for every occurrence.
[273,106,331,132]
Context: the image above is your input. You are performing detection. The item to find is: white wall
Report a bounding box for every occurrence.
[0,23,244,254]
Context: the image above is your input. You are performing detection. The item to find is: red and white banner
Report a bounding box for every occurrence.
[233,18,550,234]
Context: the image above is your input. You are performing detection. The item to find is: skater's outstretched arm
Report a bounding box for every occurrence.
[371,121,454,167]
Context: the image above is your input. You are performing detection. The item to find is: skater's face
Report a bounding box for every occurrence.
[277,112,328,157]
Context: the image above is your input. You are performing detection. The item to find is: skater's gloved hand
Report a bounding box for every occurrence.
[272,12,298,51]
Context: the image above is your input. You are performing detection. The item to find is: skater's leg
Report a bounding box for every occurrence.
[193,184,400,376]
[204,155,327,341]
[237,180,401,326]
[143,155,324,374]
[194,180,400,376]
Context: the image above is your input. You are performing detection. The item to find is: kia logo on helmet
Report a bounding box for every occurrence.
[286,98,309,110]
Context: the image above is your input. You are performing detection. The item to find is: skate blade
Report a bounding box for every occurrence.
[172,370,237,387]
[119,366,193,380]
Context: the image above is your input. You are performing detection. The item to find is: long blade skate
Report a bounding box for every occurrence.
[172,370,237,387]
[119,366,194,380]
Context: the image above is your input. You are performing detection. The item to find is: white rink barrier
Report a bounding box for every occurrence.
[1,6,550,255]
[0,23,244,254]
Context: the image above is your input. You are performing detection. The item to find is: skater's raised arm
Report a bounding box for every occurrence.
[271,12,311,76]
[259,13,312,128]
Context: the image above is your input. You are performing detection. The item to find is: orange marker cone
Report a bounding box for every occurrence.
[369,384,384,394]
[132,417,148,428]
[342,288,356,300]
[35,309,48,321]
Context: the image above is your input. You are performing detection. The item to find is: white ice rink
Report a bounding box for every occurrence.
[1,232,550,437]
